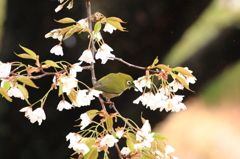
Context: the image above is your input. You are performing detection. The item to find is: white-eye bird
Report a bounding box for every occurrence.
[93,73,135,101]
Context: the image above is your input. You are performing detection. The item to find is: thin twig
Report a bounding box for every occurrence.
[1,66,91,80]
[113,57,160,74]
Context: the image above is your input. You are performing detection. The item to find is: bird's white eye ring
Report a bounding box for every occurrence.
[127,80,132,85]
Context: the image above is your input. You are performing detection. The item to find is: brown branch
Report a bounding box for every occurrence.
[1,66,91,80]
[113,57,160,74]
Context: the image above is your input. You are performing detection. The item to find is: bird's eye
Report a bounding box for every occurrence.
[127,80,132,86]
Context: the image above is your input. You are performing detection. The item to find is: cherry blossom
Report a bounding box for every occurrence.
[100,134,119,147]
[69,62,83,77]
[95,43,115,64]
[8,85,25,100]
[78,49,95,64]
[103,23,117,34]
[79,113,91,130]
[50,44,63,56]
[57,100,72,111]
[0,62,11,78]
[19,106,32,117]
[120,147,131,156]
[59,76,78,95]
[28,107,46,125]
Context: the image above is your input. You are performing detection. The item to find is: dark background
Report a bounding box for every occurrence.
[1,0,240,158]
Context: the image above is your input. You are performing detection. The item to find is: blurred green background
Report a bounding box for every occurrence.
[0,0,240,158]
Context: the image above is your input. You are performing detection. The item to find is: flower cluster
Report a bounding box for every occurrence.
[66,111,178,159]
[45,12,126,65]
[19,107,46,125]
[133,67,196,112]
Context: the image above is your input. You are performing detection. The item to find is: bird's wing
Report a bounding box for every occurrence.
[93,74,124,94]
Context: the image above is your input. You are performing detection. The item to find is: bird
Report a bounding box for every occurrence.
[93,72,136,101]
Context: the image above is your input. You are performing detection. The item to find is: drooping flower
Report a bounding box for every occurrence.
[45,29,63,41]
[73,89,91,107]
[59,76,78,95]
[73,143,90,155]
[69,62,83,77]
[103,23,117,34]
[0,62,11,78]
[100,134,119,147]
[133,75,151,92]
[178,67,197,84]
[79,49,95,64]
[95,43,115,64]
[67,1,73,9]
[55,4,63,12]
[136,120,154,148]
[57,100,72,111]
[28,107,46,125]
[169,79,184,92]
[50,44,64,56]
[77,18,89,29]
[8,85,25,100]
[121,147,131,156]
[19,106,32,117]
[79,113,91,130]
[116,130,124,139]
[66,132,82,148]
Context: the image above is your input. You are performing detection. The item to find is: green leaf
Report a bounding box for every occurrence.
[85,138,96,148]
[156,64,171,72]
[151,57,159,66]
[58,82,63,96]
[153,132,167,140]
[55,17,76,23]
[0,87,12,102]
[172,66,195,77]
[16,76,39,88]
[43,60,61,68]
[106,17,127,32]
[105,115,113,131]
[67,89,77,103]
[17,84,29,100]
[125,133,136,151]
[14,53,34,59]
[94,22,102,35]
[1,80,10,91]
[84,147,98,159]
[19,45,37,57]
[63,26,77,40]
[86,109,99,120]
[172,73,193,92]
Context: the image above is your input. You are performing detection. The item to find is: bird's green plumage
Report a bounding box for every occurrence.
[93,73,134,99]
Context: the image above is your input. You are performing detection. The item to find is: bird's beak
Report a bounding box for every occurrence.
[131,83,140,92]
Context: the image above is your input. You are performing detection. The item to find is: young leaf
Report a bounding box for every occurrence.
[16,76,39,88]
[84,147,98,159]
[0,87,12,102]
[153,132,167,140]
[106,115,113,131]
[126,137,135,151]
[55,17,76,23]
[151,57,159,66]
[106,18,127,32]
[94,21,102,35]
[19,45,37,57]
[2,80,10,91]
[85,138,96,148]
[63,26,77,40]
[17,84,29,100]
[86,109,99,120]
[173,74,193,92]
[43,60,61,68]
[14,53,34,59]
[156,64,171,72]
[172,67,195,77]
